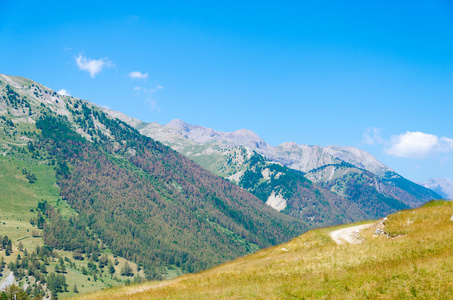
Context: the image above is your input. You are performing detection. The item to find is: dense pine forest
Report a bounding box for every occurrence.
[34,112,305,279]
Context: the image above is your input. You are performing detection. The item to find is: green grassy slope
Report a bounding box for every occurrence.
[0,156,73,250]
[75,200,453,299]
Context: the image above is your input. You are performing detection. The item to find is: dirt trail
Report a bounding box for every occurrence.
[126,279,180,296]
[329,223,374,245]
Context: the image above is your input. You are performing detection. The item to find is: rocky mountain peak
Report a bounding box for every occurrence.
[166,119,190,131]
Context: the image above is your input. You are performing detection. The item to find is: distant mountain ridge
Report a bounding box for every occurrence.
[161,118,393,177]
[419,178,453,199]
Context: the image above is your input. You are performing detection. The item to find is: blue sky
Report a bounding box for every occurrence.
[1,1,452,183]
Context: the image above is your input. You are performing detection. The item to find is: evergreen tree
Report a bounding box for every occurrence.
[0,256,5,271]
[108,261,115,275]
[121,262,133,277]
[2,235,8,249]
[5,240,12,256]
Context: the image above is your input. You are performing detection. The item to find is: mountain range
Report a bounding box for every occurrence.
[104,109,441,221]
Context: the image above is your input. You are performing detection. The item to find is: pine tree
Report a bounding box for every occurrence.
[2,235,8,249]
[108,261,115,274]
[5,240,12,256]
[73,284,78,293]
[18,241,24,251]
[121,262,133,276]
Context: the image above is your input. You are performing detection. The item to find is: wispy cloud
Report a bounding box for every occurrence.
[76,53,113,78]
[363,128,384,145]
[129,71,148,80]
[135,85,163,112]
[57,89,71,96]
[385,131,453,159]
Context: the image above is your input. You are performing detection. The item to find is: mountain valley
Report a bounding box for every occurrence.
[0,74,445,299]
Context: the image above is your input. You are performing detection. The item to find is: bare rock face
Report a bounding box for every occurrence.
[265,192,287,212]
[267,143,341,172]
[323,146,392,177]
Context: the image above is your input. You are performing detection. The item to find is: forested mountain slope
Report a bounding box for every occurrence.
[0,74,307,291]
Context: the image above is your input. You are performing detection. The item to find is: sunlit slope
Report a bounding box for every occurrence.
[75,200,453,299]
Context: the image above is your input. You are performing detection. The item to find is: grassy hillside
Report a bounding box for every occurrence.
[75,200,453,299]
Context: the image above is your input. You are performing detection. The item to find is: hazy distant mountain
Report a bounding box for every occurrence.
[419,178,453,199]
[158,119,393,177]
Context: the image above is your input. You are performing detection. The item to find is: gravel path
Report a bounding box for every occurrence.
[329,223,374,245]
[126,279,180,296]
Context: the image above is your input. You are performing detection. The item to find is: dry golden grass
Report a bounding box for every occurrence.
[73,200,453,299]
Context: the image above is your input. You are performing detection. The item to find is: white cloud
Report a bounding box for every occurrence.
[145,98,160,112]
[134,85,164,112]
[385,131,453,159]
[57,89,70,96]
[76,54,113,78]
[363,128,384,145]
[129,71,148,80]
